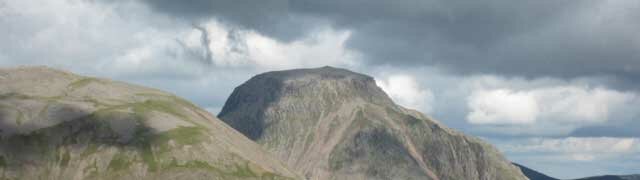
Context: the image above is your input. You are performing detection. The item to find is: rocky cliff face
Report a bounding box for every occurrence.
[219,66,528,180]
[0,66,299,180]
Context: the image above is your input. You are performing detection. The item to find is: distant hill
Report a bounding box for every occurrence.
[0,66,299,180]
[575,175,640,180]
[513,163,558,180]
[515,163,639,180]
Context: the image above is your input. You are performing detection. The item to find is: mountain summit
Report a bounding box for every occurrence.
[219,66,528,180]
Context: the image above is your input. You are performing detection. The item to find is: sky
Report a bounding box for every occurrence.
[1,0,639,178]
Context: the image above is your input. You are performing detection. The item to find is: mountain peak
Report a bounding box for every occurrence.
[219,67,395,141]
[219,67,527,180]
[254,66,374,83]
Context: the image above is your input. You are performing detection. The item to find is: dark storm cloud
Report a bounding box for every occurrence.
[290,0,640,80]
[139,0,317,41]
[139,0,640,82]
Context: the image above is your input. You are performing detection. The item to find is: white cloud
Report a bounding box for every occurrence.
[376,74,434,113]
[468,89,539,124]
[501,137,639,161]
[467,85,636,125]
[534,86,634,122]
[104,27,215,79]
[0,0,200,78]
[0,0,360,79]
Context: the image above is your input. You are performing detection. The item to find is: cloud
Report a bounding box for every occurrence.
[194,20,361,70]
[570,120,640,138]
[467,86,637,125]
[500,137,639,161]
[365,68,640,138]
[0,0,200,78]
[138,0,640,87]
[468,89,539,124]
[139,0,318,41]
[376,74,434,113]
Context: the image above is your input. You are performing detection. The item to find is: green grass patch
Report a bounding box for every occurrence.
[140,144,158,171]
[133,126,205,149]
[228,163,258,177]
[107,152,132,172]
[60,150,71,167]
[0,92,30,100]
[0,156,6,168]
[131,126,206,171]
[156,126,204,146]
[68,78,101,90]
[131,100,190,121]
[0,92,62,101]
[147,156,222,174]
[135,93,200,110]
[169,160,218,170]
[161,159,281,179]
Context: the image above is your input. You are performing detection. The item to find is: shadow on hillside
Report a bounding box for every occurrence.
[218,75,285,140]
[0,104,164,168]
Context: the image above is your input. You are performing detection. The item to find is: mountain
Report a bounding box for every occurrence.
[218,66,528,180]
[575,175,640,180]
[514,163,639,180]
[513,163,558,180]
[0,66,299,180]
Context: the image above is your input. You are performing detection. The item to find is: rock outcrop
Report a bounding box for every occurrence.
[219,66,528,180]
[0,66,299,180]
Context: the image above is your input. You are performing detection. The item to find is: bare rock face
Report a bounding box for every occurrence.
[219,66,528,180]
[0,66,299,180]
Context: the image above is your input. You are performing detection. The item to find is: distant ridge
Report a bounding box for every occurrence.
[515,163,639,180]
[575,174,640,180]
[513,163,558,180]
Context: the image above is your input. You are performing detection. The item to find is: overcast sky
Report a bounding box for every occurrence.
[1,0,639,178]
